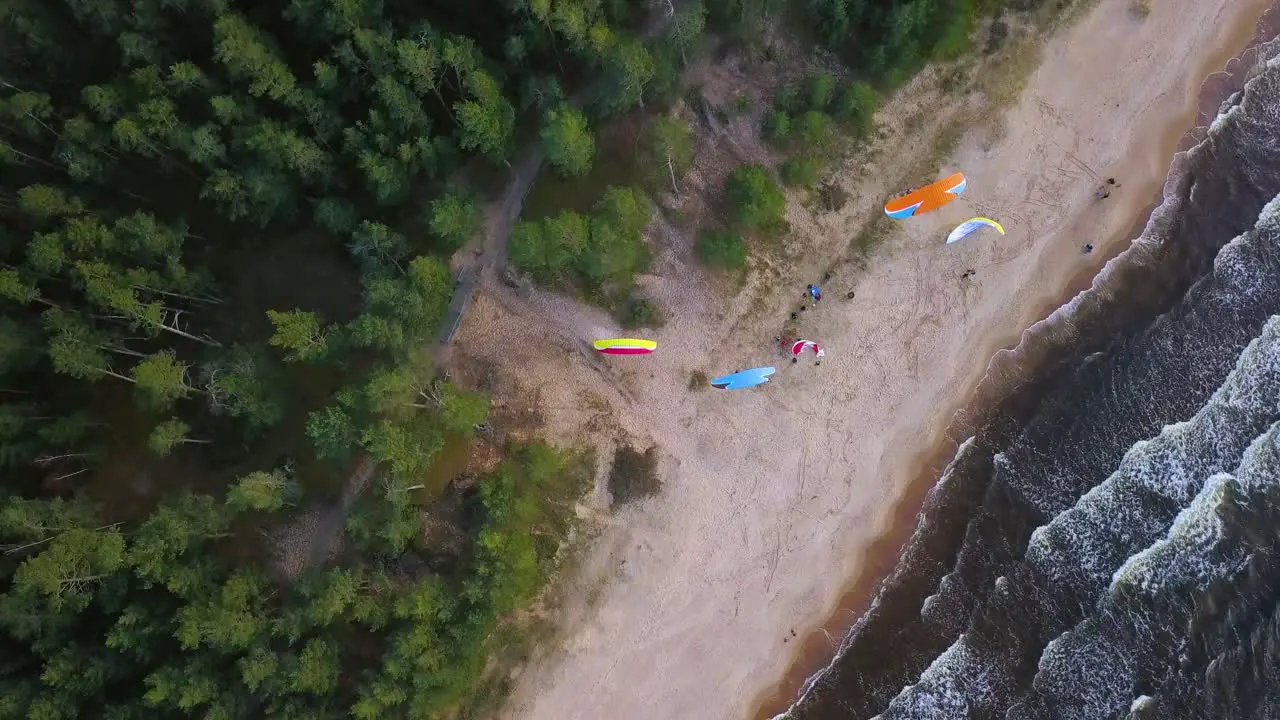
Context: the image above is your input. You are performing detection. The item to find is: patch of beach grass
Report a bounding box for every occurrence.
[847,214,900,265]
[1033,0,1107,31]
[608,445,661,505]
[618,296,666,329]
[978,33,1043,111]
[688,370,710,391]
[457,614,559,720]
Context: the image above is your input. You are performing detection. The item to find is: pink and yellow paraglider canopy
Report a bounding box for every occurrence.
[593,338,657,355]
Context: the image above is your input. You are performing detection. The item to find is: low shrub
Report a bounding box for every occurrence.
[688,370,709,390]
[782,156,823,188]
[726,164,785,229]
[697,230,747,269]
[619,297,665,328]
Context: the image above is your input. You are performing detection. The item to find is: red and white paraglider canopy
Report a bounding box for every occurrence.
[790,340,824,357]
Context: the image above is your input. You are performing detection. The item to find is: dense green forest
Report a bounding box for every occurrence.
[0,0,1027,715]
[0,0,659,715]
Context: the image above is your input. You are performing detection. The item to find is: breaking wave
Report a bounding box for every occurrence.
[780,7,1280,719]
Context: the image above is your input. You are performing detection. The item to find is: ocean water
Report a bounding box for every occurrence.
[781,11,1280,720]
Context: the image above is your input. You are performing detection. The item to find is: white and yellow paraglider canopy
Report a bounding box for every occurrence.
[946,217,1005,245]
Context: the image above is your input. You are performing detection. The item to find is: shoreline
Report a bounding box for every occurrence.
[748,0,1280,716]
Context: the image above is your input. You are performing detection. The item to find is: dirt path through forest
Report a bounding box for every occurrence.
[287,4,683,578]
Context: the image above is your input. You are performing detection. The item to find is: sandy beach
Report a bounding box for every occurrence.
[453,0,1278,718]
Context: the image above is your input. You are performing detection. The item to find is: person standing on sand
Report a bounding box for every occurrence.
[777,334,799,363]
[807,284,822,304]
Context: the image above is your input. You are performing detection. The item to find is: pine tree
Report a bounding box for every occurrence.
[266,310,331,363]
[668,0,707,64]
[540,104,595,177]
[11,527,127,611]
[226,470,297,513]
[648,115,693,192]
[347,255,453,352]
[213,14,300,103]
[130,351,191,410]
[147,418,208,456]
[129,492,228,595]
[305,403,356,461]
[200,346,284,429]
[454,69,514,165]
[175,568,271,651]
[427,192,483,253]
[288,638,340,695]
[606,40,655,110]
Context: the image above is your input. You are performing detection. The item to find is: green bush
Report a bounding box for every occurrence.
[697,230,747,269]
[765,110,792,144]
[807,73,837,110]
[795,111,834,151]
[774,85,799,112]
[725,165,785,229]
[618,297,665,328]
[781,156,823,188]
[509,186,653,297]
[834,82,879,136]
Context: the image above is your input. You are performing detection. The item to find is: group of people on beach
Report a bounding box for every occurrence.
[1095,176,1120,200]
[776,284,827,366]
[1083,177,1122,254]
[776,170,1113,369]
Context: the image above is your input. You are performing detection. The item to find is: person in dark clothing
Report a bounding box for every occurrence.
[1084,243,1094,254]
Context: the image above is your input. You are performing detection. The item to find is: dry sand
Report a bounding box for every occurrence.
[455,0,1278,718]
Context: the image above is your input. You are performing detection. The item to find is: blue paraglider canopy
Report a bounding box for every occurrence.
[711,366,776,390]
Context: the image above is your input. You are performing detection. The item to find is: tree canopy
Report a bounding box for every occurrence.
[541,105,596,177]
[0,0,666,715]
[509,186,653,298]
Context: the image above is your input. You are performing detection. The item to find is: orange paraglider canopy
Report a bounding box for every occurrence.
[884,172,967,219]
